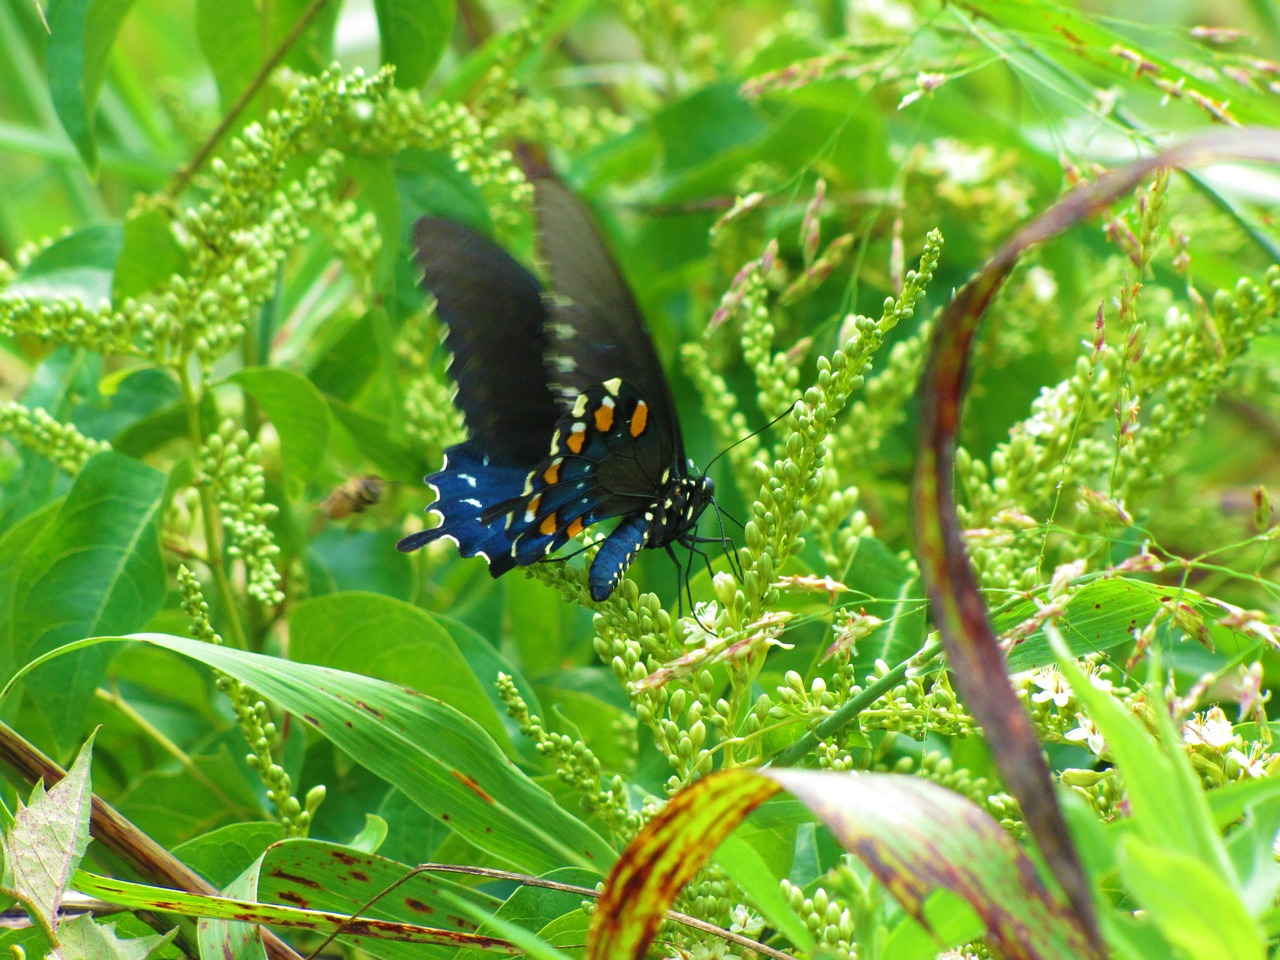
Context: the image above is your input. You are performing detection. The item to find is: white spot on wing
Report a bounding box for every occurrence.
[463,498,482,508]
[457,474,477,488]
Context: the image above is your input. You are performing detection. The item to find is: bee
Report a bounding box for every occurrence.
[318,475,386,520]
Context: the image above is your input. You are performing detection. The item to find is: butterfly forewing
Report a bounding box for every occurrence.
[414,218,561,465]
[533,179,686,463]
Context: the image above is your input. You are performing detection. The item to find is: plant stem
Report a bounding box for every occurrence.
[179,363,249,650]
[769,639,946,767]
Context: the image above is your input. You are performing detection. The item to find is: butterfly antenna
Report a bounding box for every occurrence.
[700,399,800,475]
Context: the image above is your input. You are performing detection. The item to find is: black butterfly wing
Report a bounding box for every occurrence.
[398,217,562,563]
[413,217,561,465]
[478,378,671,562]
[533,178,687,464]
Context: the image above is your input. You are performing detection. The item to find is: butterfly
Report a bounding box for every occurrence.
[397,178,720,602]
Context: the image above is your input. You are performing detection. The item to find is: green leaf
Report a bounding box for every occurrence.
[229,367,331,485]
[844,536,925,674]
[17,633,616,875]
[0,735,95,941]
[1006,578,1255,673]
[6,224,123,303]
[1120,835,1264,960]
[57,914,171,960]
[9,452,165,747]
[656,88,768,173]
[194,0,257,114]
[455,867,598,960]
[195,0,339,113]
[46,0,137,171]
[0,501,62,683]
[112,206,189,301]
[373,0,455,89]
[289,591,511,750]
[172,822,285,889]
[308,529,415,600]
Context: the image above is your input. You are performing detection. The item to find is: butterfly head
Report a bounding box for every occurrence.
[649,473,715,547]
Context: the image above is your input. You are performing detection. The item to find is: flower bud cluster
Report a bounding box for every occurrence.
[201,421,284,606]
[0,402,110,473]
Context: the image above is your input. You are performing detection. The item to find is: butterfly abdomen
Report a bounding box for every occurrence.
[589,514,649,601]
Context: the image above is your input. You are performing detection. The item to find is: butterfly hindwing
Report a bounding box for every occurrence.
[485,379,669,567]
[396,443,529,575]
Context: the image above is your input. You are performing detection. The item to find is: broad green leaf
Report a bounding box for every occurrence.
[433,613,543,737]
[306,310,385,401]
[5,223,123,303]
[308,529,415,601]
[46,0,136,171]
[195,0,339,113]
[17,633,616,874]
[327,398,419,477]
[194,0,257,114]
[1226,796,1280,918]
[455,867,599,960]
[57,914,170,960]
[653,85,769,176]
[10,452,165,747]
[0,735,94,941]
[1004,577,1256,673]
[1120,835,1264,960]
[289,591,510,749]
[229,367,331,485]
[113,206,189,301]
[373,0,455,88]
[0,501,61,682]
[844,535,926,674]
[172,822,285,889]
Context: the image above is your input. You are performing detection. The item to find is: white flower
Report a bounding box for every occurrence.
[1182,706,1237,750]
[1029,668,1072,707]
[1065,714,1106,756]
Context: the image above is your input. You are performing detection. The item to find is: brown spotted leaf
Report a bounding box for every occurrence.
[911,127,1280,957]
[587,768,1086,960]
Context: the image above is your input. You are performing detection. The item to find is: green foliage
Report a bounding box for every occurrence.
[3,0,1280,957]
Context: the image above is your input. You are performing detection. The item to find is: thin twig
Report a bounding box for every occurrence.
[168,0,331,197]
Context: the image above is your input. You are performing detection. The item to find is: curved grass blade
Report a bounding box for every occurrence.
[911,127,1280,957]
[5,634,616,876]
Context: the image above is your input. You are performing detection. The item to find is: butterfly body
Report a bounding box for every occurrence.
[398,180,716,601]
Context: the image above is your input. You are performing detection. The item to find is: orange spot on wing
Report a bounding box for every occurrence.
[594,404,614,432]
[540,512,558,535]
[566,517,585,538]
[543,461,561,484]
[630,401,649,437]
[566,428,585,454]
[526,494,542,516]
